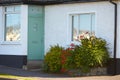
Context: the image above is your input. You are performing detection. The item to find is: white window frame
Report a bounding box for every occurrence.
[71,13,95,41]
[1,5,21,45]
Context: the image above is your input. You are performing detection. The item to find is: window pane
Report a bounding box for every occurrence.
[91,14,95,36]
[79,14,91,35]
[5,6,14,12]
[5,14,20,41]
[72,13,95,41]
[72,15,79,41]
[15,6,20,12]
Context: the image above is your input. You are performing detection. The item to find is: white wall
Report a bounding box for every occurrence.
[0,7,2,44]
[0,1,119,58]
[117,1,120,58]
[45,1,115,57]
[0,5,28,55]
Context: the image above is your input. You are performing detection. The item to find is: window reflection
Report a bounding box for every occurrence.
[5,6,20,41]
[72,13,95,41]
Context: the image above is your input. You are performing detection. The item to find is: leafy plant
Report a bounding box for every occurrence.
[44,36,109,74]
[44,45,63,73]
[74,45,92,73]
[61,48,75,73]
[74,36,109,73]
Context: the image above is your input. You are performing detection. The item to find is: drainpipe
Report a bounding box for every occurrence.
[109,0,117,75]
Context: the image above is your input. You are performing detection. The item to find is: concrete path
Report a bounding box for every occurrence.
[0,65,120,80]
[0,65,68,77]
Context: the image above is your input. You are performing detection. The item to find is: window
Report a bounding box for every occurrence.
[72,13,95,41]
[4,6,20,42]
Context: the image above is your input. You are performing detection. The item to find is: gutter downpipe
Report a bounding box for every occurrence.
[109,0,117,75]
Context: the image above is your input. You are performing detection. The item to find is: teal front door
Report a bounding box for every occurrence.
[28,5,44,60]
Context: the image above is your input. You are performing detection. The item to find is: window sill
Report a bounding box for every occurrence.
[71,40,81,45]
[0,41,21,45]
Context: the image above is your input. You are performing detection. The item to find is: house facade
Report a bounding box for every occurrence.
[0,0,120,74]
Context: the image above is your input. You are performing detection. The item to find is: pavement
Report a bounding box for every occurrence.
[0,65,120,80]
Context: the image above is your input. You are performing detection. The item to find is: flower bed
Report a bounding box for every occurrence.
[44,36,110,76]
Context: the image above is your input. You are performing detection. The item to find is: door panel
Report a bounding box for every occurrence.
[28,6,44,60]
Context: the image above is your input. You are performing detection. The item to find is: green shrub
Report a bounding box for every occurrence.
[44,36,109,74]
[74,36,109,73]
[44,45,63,73]
[61,48,75,73]
[74,45,92,72]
